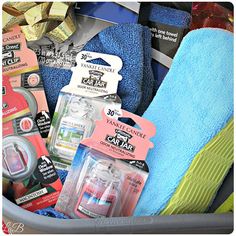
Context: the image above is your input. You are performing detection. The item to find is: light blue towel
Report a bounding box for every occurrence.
[134,28,233,216]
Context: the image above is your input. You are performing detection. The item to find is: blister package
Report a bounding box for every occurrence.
[55,108,156,218]
[2,75,62,212]
[47,51,123,170]
[2,26,51,139]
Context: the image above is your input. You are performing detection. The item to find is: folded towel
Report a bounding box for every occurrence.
[148,3,191,92]
[134,28,233,216]
[83,23,154,115]
[40,66,72,116]
[149,3,191,27]
[161,119,234,215]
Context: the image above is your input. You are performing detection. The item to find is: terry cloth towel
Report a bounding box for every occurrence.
[134,28,233,216]
[40,65,72,116]
[160,119,234,215]
[83,23,154,115]
[148,3,191,92]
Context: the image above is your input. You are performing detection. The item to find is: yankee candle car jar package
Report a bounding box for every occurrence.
[47,51,123,170]
[55,108,156,218]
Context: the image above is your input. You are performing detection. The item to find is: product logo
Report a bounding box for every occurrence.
[81,70,107,88]
[27,73,40,87]
[2,43,21,66]
[20,117,34,132]
[105,129,135,152]
[4,221,24,234]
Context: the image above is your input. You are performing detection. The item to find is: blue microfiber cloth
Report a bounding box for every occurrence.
[134,28,233,216]
[83,23,154,115]
[148,3,191,93]
[35,207,70,219]
[136,27,155,115]
[149,3,191,27]
[40,65,72,116]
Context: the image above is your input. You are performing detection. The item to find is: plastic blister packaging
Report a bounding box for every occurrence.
[48,93,121,166]
[47,51,123,170]
[55,147,148,218]
[55,107,156,218]
[2,75,62,211]
[48,95,94,160]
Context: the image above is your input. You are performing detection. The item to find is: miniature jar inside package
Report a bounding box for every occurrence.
[47,51,123,170]
[2,75,62,212]
[2,26,51,139]
[55,108,156,218]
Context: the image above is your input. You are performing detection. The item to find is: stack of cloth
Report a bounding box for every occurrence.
[134,28,234,216]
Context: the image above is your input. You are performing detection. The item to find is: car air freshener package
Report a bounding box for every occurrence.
[2,76,62,212]
[47,51,122,170]
[2,26,51,139]
[55,108,156,218]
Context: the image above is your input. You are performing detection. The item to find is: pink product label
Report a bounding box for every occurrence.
[82,109,156,161]
[121,173,146,216]
[2,26,39,76]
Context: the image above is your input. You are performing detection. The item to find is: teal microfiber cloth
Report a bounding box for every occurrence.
[40,65,72,116]
[134,28,233,216]
[83,23,154,115]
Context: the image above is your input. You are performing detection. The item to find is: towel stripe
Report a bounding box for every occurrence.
[160,118,234,215]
